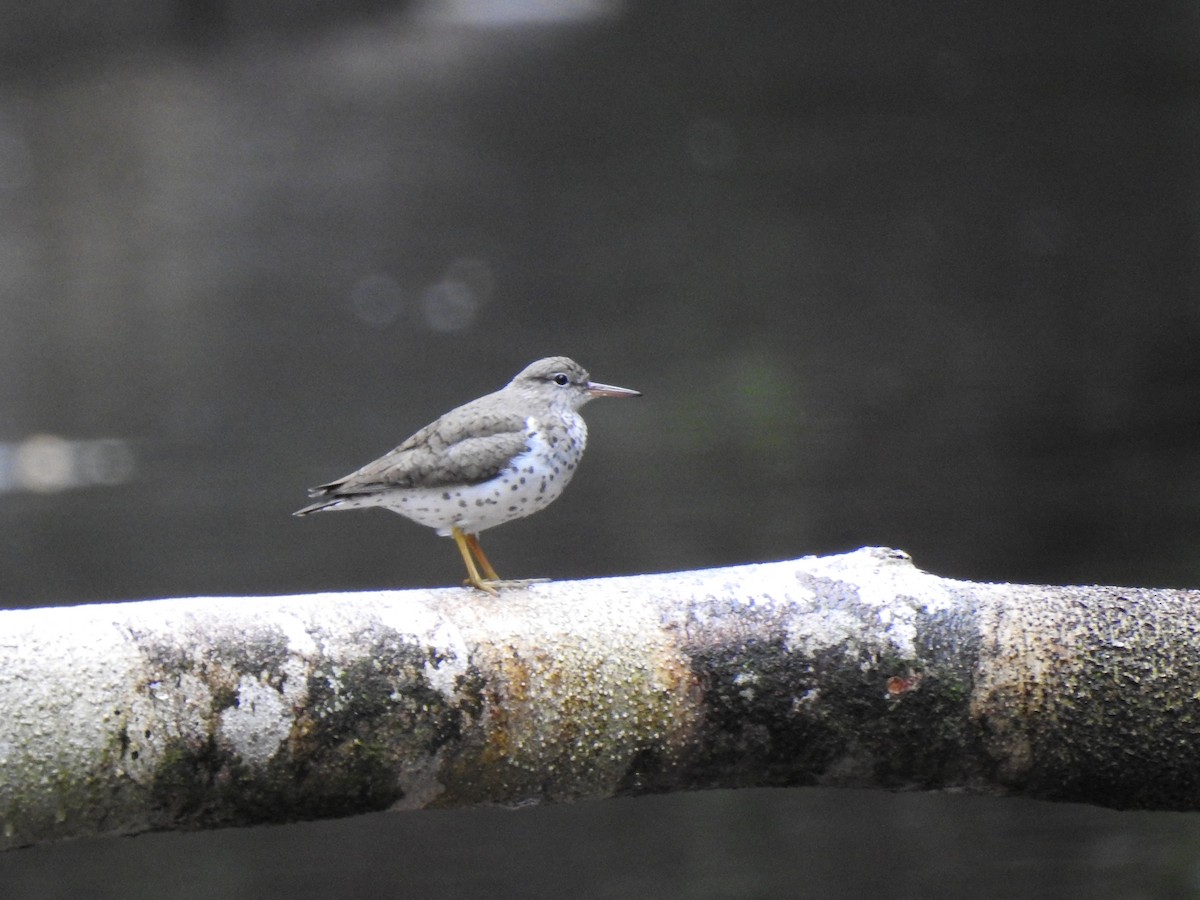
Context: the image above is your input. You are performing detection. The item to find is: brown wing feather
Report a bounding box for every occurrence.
[306,393,531,497]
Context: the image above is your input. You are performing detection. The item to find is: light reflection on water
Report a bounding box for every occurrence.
[0,435,135,494]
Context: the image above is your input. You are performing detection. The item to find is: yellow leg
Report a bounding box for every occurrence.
[451,527,498,594]
[464,532,501,581]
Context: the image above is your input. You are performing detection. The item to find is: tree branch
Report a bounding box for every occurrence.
[3,547,1197,849]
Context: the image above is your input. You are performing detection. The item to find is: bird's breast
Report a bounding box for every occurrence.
[379,413,589,534]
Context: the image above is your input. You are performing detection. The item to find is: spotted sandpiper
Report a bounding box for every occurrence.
[295,357,642,593]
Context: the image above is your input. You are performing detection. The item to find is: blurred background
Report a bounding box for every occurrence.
[3,0,1200,896]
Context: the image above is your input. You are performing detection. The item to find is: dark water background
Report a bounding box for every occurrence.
[3,1,1200,896]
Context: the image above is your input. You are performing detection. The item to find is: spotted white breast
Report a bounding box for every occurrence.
[352,414,589,535]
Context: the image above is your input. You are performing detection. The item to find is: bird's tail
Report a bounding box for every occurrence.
[293,482,343,516]
[294,499,338,516]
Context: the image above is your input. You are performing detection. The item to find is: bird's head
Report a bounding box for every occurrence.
[510,357,642,411]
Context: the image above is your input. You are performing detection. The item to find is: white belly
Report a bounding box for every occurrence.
[356,415,587,535]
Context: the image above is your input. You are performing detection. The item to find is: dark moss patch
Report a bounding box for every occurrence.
[685,635,832,788]
[868,606,989,789]
[278,627,466,819]
[678,602,989,793]
[151,735,241,824]
[137,623,472,828]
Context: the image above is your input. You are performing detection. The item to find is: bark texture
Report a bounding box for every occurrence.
[2,547,1198,850]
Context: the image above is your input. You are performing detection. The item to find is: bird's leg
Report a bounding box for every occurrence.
[453,528,548,592]
[463,533,502,582]
[468,534,551,589]
[451,527,497,594]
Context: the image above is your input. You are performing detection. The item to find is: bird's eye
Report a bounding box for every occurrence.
[553,373,569,386]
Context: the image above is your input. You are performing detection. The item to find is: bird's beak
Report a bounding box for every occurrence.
[586,381,643,399]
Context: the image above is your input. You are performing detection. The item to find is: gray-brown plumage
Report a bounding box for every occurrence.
[295,356,641,592]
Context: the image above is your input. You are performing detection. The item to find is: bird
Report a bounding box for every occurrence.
[295,356,642,593]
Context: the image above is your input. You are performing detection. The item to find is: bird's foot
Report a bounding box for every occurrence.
[463,577,551,594]
[496,578,551,589]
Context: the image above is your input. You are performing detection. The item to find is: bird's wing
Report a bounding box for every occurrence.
[309,399,531,496]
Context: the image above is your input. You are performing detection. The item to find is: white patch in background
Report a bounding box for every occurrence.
[0,434,136,494]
